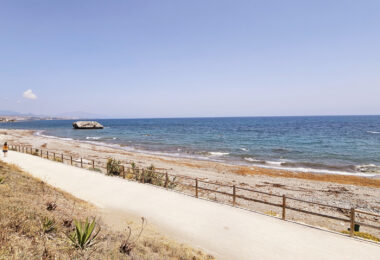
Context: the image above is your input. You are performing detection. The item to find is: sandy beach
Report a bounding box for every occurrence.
[1,128,380,238]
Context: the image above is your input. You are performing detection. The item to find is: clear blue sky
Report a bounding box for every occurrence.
[1,0,379,118]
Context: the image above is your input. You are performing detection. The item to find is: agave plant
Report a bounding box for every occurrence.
[40,216,56,234]
[67,218,101,250]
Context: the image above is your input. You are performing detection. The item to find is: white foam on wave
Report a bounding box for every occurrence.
[247,162,379,177]
[240,148,249,151]
[86,136,101,140]
[209,152,230,156]
[265,161,283,166]
[34,130,74,141]
[367,131,380,134]
[244,157,262,163]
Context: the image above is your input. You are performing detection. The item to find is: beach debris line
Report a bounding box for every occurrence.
[72,121,104,129]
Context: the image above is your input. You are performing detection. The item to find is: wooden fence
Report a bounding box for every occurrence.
[8,144,380,239]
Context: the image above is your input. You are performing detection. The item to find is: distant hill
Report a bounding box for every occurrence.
[56,111,105,119]
[0,110,105,119]
[0,110,23,116]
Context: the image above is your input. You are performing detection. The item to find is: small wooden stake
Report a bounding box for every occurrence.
[53,152,55,160]
[92,160,95,169]
[282,195,286,220]
[80,158,83,168]
[47,151,49,159]
[233,185,236,206]
[61,154,64,162]
[350,208,355,237]
[165,173,169,188]
[195,178,199,198]
[70,156,73,165]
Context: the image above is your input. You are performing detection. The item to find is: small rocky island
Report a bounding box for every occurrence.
[72,121,104,129]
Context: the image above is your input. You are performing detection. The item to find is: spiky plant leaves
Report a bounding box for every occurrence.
[67,218,101,250]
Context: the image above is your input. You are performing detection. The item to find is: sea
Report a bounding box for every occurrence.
[1,116,380,177]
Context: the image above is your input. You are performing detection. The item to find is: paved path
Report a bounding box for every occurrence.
[2,151,380,259]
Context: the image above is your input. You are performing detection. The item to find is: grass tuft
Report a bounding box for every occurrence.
[341,230,380,242]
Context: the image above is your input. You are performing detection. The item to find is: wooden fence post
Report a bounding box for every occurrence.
[61,154,64,163]
[195,178,198,198]
[350,208,355,237]
[53,152,55,160]
[80,158,83,168]
[70,156,73,165]
[233,185,236,206]
[47,151,49,159]
[122,165,125,178]
[141,169,145,183]
[165,173,169,188]
[40,149,42,157]
[282,195,286,220]
[92,160,95,169]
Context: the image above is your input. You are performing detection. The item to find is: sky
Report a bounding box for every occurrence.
[0,0,379,118]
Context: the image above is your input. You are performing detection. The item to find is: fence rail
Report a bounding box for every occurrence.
[8,144,380,239]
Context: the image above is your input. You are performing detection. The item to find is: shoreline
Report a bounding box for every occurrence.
[1,128,380,237]
[1,128,380,186]
[33,128,379,178]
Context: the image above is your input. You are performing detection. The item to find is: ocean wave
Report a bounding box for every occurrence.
[209,152,230,156]
[244,157,266,164]
[272,148,291,153]
[367,131,380,134]
[280,161,357,172]
[86,136,101,140]
[356,164,380,173]
[246,161,379,177]
[240,148,249,151]
[34,131,74,141]
[241,157,380,176]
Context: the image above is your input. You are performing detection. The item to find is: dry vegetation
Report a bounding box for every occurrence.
[0,161,215,260]
[233,166,380,188]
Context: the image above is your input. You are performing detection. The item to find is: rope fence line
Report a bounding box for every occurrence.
[8,144,380,239]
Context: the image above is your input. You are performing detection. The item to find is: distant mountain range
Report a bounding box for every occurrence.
[0,110,105,119]
[55,111,105,119]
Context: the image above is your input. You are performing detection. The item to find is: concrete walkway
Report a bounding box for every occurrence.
[2,151,380,259]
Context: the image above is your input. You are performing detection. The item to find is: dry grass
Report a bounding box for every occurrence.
[232,166,380,188]
[0,161,215,260]
[341,231,380,242]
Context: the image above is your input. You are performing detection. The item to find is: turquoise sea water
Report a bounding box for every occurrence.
[1,116,380,176]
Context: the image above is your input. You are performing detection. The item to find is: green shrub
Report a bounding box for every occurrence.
[135,164,177,189]
[106,158,122,176]
[53,157,62,163]
[67,218,100,250]
[40,216,56,234]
